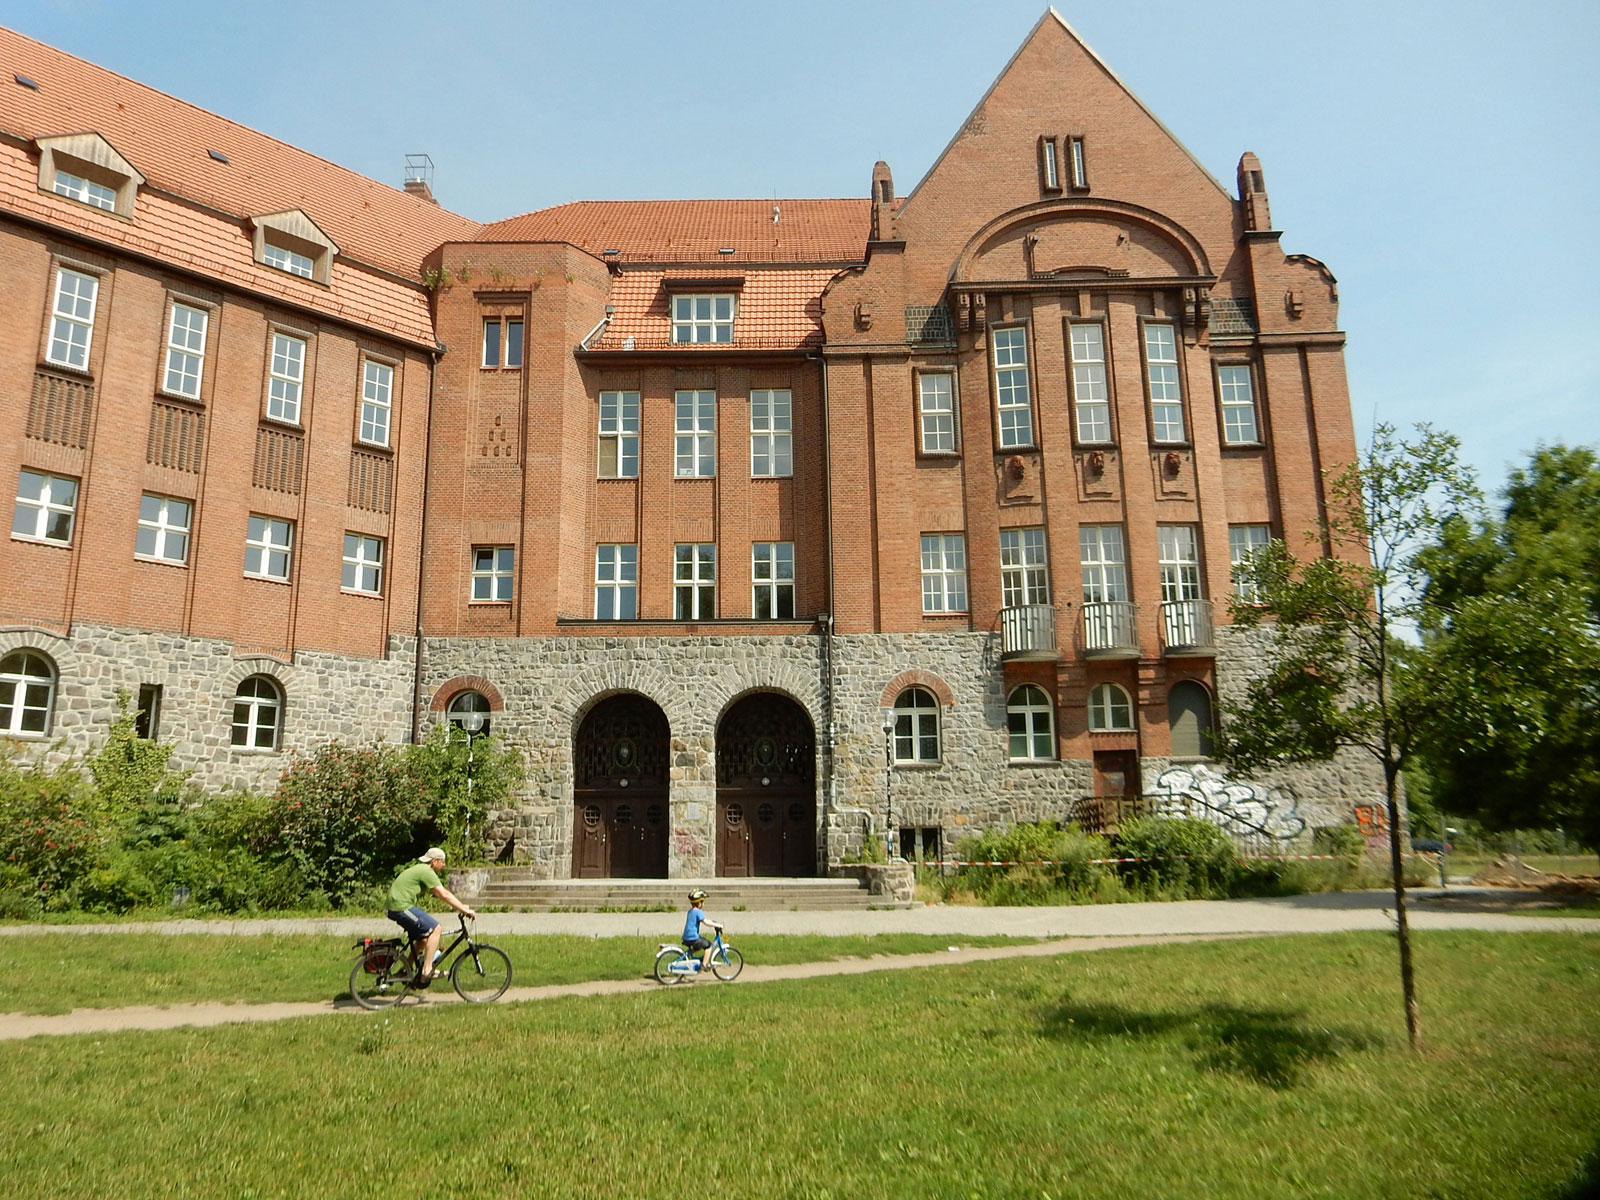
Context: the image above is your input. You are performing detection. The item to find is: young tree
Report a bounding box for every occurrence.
[1217,423,1480,1051]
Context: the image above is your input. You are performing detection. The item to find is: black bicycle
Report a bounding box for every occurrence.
[349,914,512,1009]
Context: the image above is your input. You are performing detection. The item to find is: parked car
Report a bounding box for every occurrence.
[1411,838,1452,854]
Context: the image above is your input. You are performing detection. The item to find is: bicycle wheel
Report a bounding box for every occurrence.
[450,943,512,1003]
[654,947,689,984]
[349,948,412,1010]
[711,947,744,981]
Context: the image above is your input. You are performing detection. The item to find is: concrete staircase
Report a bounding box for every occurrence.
[471,873,884,912]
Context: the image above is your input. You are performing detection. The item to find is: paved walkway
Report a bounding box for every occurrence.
[2,889,1592,1042]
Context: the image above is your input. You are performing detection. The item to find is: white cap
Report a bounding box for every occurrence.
[420,848,446,863]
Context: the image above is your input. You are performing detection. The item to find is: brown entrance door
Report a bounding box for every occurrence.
[1093,749,1142,829]
[572,694,670,878]
[716,693,816,877]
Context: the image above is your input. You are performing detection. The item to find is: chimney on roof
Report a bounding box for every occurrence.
[404,153,438,206]
[870,161,898,242]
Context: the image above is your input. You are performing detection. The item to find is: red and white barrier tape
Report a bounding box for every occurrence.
[908,854,1369,867]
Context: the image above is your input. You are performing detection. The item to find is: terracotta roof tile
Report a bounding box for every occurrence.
[589,267,843,352]
[480,199,869,265]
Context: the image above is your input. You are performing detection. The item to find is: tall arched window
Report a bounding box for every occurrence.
[231,675,282,750]
[1007,684,1055,761]
[447,689,492,738]
[1088,683,1134,731]
[1168,681,1215,757]
[892,687,940,764]
[0,650,57,736]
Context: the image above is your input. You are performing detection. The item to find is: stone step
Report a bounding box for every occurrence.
[468,874,887,912]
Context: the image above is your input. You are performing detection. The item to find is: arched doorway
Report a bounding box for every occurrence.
[572,693,669,878]
[715,692,816,877]
[1168,680,1215,757]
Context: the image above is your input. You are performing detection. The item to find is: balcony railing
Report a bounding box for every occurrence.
[1000,604,1058,660]
[1161,598,1216,655]
[1081,601,1139,657]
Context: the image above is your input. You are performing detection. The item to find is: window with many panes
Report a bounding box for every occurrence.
[1069,323,1111,443]
[1088,683,1133,731]
[1158,525,1203,604]
[471,546,514,602]
[1217,365,1260,444]
[12,470,78,545]
[163,302,208,399]
[671,294,735,344]
[359,360,392,446]
[598,391,640,478]
[231,676,282,749]
[1000,527,1050,608]
[263,242,314,279]
[991,327,1034,448]
[750,390,792,477]
[53,168,117,211]
[244,515,293,580]
[0,650,56,737]
[918,372,956,453]
[267,332,306,424]
[675,391,715,477]
[482,317,524,368]
[892,687,940,763]
[342,533,384,595]
[752,542,795,619]
[1228,524,1272,602]
[1079,525,1128,605]
[595,544,638,619]
[136,494,191,563]
[47,267,98,370]
[1007,684,1055,761]
[674,543,716,619]
[1145,322,1184,442]
[920,534,968,613]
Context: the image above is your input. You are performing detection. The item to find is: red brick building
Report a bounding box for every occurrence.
[0,14,1379,875]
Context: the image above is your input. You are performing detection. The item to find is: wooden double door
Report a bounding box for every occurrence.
[716,693,816,877]
[572,694,669,878]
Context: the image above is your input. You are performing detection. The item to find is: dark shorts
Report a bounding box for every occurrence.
[388,907,438,940]
[685,937,712,952]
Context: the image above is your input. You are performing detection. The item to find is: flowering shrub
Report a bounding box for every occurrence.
[0,748,101,909]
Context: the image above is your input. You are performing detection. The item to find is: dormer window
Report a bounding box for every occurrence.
[671,294,736,344]
[34,132,144,219]
[249,210,338,285]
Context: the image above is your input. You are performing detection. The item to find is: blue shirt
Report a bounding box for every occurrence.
[684,906,707,943]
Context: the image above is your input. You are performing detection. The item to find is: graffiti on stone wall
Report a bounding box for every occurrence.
[1149,764,1306,842]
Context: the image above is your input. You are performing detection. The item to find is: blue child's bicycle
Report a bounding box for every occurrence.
[654,929,744,983]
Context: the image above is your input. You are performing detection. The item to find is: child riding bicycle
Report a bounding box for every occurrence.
[682,889,722,980]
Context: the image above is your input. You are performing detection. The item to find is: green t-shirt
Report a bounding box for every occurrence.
[388,862,442,912]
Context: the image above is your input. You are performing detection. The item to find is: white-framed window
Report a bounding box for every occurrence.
[1007,684,1055,761]
[671,294,735,344]
[991,326,1034,448]
[482,317,524,368]
[163,302,208,399]
[1158,525,1203,604]
[0,650,57,737]
[47,268,98,371]
[1228,524,1273,602]
[53,168,117,211]
[267,332,306,424]
[1067,136,1088,190]
[752,542,795,619]
[13,470,79,545]
[135,493,191,563]
[750,390,792,477]
[598,391,640,478]
[595,544,638,619]
[892,687,941,764]
[231,675,282,750]
[1088,683,1134,731]
[1145,322,1185,443]
[1000,527,1050,607]
[1080,526,1127,604]
[674,543,716,619]
[920,533,968,613]
[359,359,393,447]
[263,242,314,278]
[342,533,384,595]
[1069,323,1111,443]
[675,390,716,477]
[471,546,514,603]
[447,690,492,737]
[244,515,293,580]
[918,372,956,454]
[1041,137,1060,191]
[1218,365,1260,444]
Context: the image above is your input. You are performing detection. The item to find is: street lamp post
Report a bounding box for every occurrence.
[882,713,896,862]
[448,710,485,854]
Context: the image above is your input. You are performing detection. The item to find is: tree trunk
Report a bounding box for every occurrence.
[1385,762,1422,1050]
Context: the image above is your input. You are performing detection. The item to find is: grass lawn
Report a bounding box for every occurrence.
[1441,852,1600,878]
[1,931,1596,1199]
[0,932,1039,1015]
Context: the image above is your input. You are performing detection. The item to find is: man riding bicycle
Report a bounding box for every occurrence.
[387,848,476,986]
[682,888,722,979]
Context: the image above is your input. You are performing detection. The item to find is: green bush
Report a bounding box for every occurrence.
[0,747,102,908]
[1112,816,1240,900]
[947,821,1114,904]
[405,726,525,862]
[1311,823,1367,859]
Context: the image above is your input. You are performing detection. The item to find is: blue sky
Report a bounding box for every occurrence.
[7,1,1595,498]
